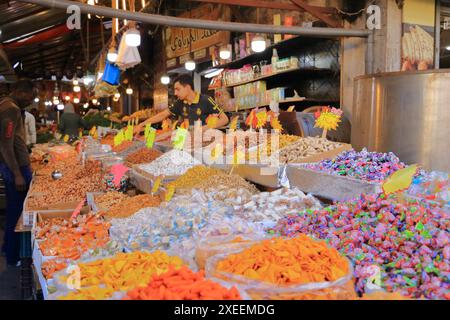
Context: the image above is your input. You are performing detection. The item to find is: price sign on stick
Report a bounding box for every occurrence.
[172,128,188,150]
[165,185,175,202]
[71,198,86,220]
[382,164,419,195]
[146,127,156,149]
[152,176,162,194]
[63,135,69,143]
[229,116,239,131]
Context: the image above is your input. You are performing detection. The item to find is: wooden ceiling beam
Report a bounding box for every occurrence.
[187,0,336,15]
[289,0,341,28]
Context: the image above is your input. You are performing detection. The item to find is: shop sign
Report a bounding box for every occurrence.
[166,58,177,68]
[165,4,230,59]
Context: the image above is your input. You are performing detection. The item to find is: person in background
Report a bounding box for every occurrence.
[134,74,229,141]
[0,79,35,267]
[59,103,87,137]
[24,110,36,150]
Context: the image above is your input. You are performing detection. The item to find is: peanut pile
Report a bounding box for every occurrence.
[125,148,162,165]
[95,192,129,211]
[274,137,343,163]
[167,166,226,191]
[102,194,161,219]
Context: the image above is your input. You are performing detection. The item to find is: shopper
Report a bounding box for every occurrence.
[24,110,37,148]
[0,79,35,267]
[134,74,229,140]
[59,103,87,137]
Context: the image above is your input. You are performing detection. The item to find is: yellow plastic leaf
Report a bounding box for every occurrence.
[165,185,175,202]
[270,117,283,131]
[63,135,69,142]
[172,128,188,150]
[152,176,162,194]
[146,127,156,149]
[382,164,419,195]
[229,116,239,131]
[255,111,267,129]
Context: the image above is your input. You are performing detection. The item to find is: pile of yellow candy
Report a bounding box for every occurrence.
[167,165,225,191]
[57,251,184,300]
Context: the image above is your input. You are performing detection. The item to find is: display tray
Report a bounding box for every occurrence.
[129,166,178,194]
[33,262,55,300]
[272,142,353,164]
[286,164,382,202]
[210,163,282,188]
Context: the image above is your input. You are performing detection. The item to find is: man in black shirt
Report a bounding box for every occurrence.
[134,74,229,141]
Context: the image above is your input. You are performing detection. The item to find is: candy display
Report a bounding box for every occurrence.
[263,134,300,156]
[137,149,201,177]
[41,259,69,280]
[36,213,110,260]
[125,148,162,165]
[273,137,344,164]
[124,266,242,300]
[231,188,322,222]
[54,251,185,300]
[271,193,449,299]
[102,194,161,219]
[406,171,449,206]
[305,148,406,182]
[207,235,355,299]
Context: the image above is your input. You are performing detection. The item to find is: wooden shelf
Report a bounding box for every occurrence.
[210,36,334,71]
[223,67,332,88]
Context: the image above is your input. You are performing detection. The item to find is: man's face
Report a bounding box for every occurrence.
[15,90,36,109]
[174,82,190,101]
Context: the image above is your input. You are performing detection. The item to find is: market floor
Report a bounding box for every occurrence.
[0,212,21,300]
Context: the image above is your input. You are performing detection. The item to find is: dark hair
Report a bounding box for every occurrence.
[12,79,35,93]
[173,74,194,90]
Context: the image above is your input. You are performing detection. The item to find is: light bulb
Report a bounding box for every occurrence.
[57,104,64,111]
[125,28,141,47]
[73,79,79,85]
[83,103,89,109]
[185,60,196,71]
[53,99,60,105]
[160,75,170,85]
[446,46,450,51]
[113,97,119,102]
[92,98,98,104]
[219,47,231,60]
[73,85,81,92]
[107,47,118,63]
[114,92,121,98]
[126,87,133,95]
[65,95,71,101]
[73,98,80,104]
[251,35,266,53]
[106,106,111,111]
[34,97,39,103]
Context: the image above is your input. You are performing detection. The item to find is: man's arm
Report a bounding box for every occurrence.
[134,109,171,134]
[0,110,27,191]
[29,114,37,145]
[203,96,229,130]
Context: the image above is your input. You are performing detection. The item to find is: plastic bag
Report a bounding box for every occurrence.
[102,61,121,85]
[195,234,266,270]
[205,242,356,300]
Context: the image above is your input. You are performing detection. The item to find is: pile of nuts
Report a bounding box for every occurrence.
[112,141,134,153]
[125,148,162,165]
[102,194,161,219]
[274,137,343,163]
[194,174,259,195]
[95,192,129,211]
[168,166,226,191]
[27,160,103,210]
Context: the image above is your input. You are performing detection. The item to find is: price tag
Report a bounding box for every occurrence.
[63,134,69,142]
[229,116,238,131]
[71,198,86,220]
[146,127,156,149]
[172,127,188,150]
[270,116,283,131]
[255,111,267,129]
[152,176,162,194]
[165,185,175,202]
[114,129,124,146]
[287,105,296,112]
[125,125,134,141]
[382,164,419,195]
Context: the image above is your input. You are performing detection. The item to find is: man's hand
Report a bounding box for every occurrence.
[14,174,27,192]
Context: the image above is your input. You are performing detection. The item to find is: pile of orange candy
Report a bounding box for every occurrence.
[41,259,68,280]
[37,213,110,260]
[124,266,242,300]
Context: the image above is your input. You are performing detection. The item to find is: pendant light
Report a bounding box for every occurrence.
[73,97,80,104]
[126,87,133,95]
[73,79,79,85]
[92,98,98,104]
[65,95,71,101]
[34,97,40,103]
[125,2,140,47]
[219,45,231,60]
[251,35,266,53]
[83,103,89,109]
[160,75,170,85]
[73,85,81,92]
[114,92,121,99]
[185,5,195,71]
